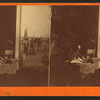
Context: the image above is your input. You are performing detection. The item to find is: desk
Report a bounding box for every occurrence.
[69,57,100,75]
[80,60,100,75]
[0,62,18,74]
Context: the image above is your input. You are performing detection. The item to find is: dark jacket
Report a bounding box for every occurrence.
[50,36,78,86]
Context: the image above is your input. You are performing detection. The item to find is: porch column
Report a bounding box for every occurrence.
[15,6,22,69]
[97,6,100,67]
[48,6,52,86]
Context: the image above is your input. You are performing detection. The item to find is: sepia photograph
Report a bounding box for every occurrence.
[0,5,100,87]
[50,5,100,86]
[0,5,51,86]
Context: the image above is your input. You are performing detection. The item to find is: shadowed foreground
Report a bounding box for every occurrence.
[0,66,48,86]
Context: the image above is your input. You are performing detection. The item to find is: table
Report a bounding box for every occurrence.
[70,57,100,75]
[80,61,100,75]
[0,62,18,74]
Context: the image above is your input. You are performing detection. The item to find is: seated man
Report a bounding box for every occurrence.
[50,32,81,86]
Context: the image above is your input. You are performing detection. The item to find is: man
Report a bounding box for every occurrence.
[30,38,35,55]
[50,32,80,86]
[23,39,29,55]
[37,38,42,51]
[34,38,37,49]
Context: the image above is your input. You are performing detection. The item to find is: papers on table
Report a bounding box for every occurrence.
[70,59,82,64]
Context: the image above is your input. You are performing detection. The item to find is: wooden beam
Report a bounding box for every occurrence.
[15,6,22,69]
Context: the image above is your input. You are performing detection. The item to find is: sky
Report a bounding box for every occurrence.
[21,5,51,38]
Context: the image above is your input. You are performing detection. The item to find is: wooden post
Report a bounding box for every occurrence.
[15,6,22,69]
[97,6,100,68]
[48,6,52,86]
